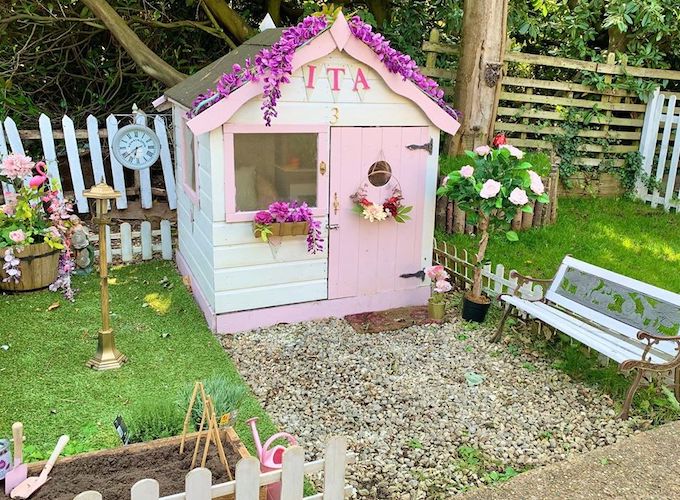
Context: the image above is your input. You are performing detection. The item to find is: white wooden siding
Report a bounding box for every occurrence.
[420,126,440,272]
[216,280,328,312]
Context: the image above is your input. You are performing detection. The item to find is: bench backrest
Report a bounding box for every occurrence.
[546,257,680,354]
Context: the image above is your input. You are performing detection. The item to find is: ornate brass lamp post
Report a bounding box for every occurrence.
[83,182,127,370]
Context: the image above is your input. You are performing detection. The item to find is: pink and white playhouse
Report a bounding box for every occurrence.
[154,13,460,333]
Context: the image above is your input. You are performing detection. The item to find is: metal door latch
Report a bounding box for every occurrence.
[400,269,426,281]
[406,138,433,154]
[327,224,340,230]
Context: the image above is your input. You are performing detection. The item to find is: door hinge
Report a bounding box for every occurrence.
[400,269,425,281]
[406,138,433,154]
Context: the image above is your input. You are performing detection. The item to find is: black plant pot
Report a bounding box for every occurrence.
[461,295,491,323]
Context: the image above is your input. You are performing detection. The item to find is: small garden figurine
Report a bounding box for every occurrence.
[437,135,550,322]
[425,265,451,320]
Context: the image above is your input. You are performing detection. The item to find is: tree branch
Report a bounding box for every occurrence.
[267,0,282,25]
[81,0,186,86]
[201,0,256,43]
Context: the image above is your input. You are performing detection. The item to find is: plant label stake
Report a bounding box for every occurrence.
[83,181,127,370]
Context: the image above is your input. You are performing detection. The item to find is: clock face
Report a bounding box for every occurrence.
[112,124,161,170]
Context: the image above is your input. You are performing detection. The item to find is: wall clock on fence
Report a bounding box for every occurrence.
[111,124,161,170]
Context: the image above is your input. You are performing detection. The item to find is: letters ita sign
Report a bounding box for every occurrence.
[303,64,371,92]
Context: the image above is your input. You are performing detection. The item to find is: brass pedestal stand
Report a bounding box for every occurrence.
[84,182,127,370]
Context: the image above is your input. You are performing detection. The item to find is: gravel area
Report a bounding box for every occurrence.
[223,317,634,499]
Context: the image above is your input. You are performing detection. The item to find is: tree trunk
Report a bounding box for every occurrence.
[471,212,490,299]
[267,0,282,26]
[608,26,628,54]
[366,0,391,26]
[81,0,186,86]
[449,0,508,155]
[202,0,256,43]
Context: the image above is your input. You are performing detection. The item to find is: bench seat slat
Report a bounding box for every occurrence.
[502,295,671,364]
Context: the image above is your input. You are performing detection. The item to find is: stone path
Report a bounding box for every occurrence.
[223,317,634,499]
[461,420,680,500]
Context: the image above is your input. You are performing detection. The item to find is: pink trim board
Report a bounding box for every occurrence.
[176,251,429,334]
[186,13,459,136]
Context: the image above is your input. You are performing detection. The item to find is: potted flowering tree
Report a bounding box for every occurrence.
[425,265,451,320]
[0,153,78,295]
[437,135,550,322]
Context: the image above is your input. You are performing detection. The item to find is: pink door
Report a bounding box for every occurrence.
[328,127,430,299]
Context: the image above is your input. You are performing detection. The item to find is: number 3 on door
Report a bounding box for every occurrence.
[329,107,339,124]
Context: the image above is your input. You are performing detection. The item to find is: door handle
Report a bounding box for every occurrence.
[327,224,340,230]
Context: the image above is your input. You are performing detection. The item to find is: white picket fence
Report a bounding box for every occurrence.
[73,437,355,500]
[637,89,680,211]
[0,110,176,212]
[98,221,174,263]
[433,240,545,301]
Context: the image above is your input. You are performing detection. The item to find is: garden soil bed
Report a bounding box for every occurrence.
[345,305,441,333]
[1,429,254,500]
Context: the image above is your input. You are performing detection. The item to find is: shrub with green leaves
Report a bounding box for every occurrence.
[180,375,248,428]
[126,399,184,443]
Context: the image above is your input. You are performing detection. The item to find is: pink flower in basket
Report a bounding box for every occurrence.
[1,153,35,180]
[9,230,26,244]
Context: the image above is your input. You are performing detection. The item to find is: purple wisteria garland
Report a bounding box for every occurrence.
[188,14,459,124]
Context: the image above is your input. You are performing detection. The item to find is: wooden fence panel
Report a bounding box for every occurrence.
[106,113,129,209]
[235,457,263,500]
[62,114,88,212]
[39,114,64,198]
[135,111,154,209]
[131,478,160,500]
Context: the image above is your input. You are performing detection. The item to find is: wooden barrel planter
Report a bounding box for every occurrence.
[22,428,266,500]
[0,242,60,292]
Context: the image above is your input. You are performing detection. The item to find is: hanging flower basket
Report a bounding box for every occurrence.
[252,201,323,254]
[0,243,60,292]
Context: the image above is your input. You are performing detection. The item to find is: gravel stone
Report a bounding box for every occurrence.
[223,317,633,499]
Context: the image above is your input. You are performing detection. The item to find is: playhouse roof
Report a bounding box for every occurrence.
[165,29,284,108]
[160,13,460,136]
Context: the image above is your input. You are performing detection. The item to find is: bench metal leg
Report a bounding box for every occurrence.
[491,304,512,343]
[619,369,645,420]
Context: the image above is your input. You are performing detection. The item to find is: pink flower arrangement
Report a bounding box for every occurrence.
[1,153,34,181]
[0,153,78,298]
[528,170,545,195]
[425,265,451,303]
[253,201,323,254]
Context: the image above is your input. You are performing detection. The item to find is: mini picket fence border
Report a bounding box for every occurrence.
[73,437,356,500]
[433,240,544,301]
[94,220,175,263]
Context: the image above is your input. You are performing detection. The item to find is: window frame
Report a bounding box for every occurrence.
[182,117,199,205]
[223,123,329,222]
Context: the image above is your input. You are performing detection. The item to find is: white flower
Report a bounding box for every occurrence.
[528,170,545,195]
[509,187,529,206]
[362,204,389,222]
[500,144,524,159]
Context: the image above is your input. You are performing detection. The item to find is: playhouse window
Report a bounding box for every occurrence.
[183,120,197,197]
[234,133,318,212]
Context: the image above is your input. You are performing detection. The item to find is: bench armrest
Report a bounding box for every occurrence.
[637,330,680,342]
[508,271,553,299]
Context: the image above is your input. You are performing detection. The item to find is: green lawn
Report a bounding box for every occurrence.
[0,261,278,460]
[436,197,680,293]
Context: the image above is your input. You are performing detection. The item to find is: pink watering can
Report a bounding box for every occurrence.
[247,417,298,500]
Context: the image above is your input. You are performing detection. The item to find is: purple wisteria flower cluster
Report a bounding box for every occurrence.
[190,16,328,124]
[2,248,20,284]
[254,201,324,254]
[189,13,458,123]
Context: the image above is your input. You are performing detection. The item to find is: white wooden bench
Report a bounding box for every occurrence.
[492,256,680,419]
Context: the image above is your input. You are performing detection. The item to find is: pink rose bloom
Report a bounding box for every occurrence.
[1,204,14,216]
[1,153,35,180]
[528,170,545,195]
[9,229,26,243]
[480,179,501,199]
[509,187,529,206]
[434,280,452,293]
[460,165,474,178]
[474,145,491,156]
[500,144,524,159]
[425,265,445,280]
